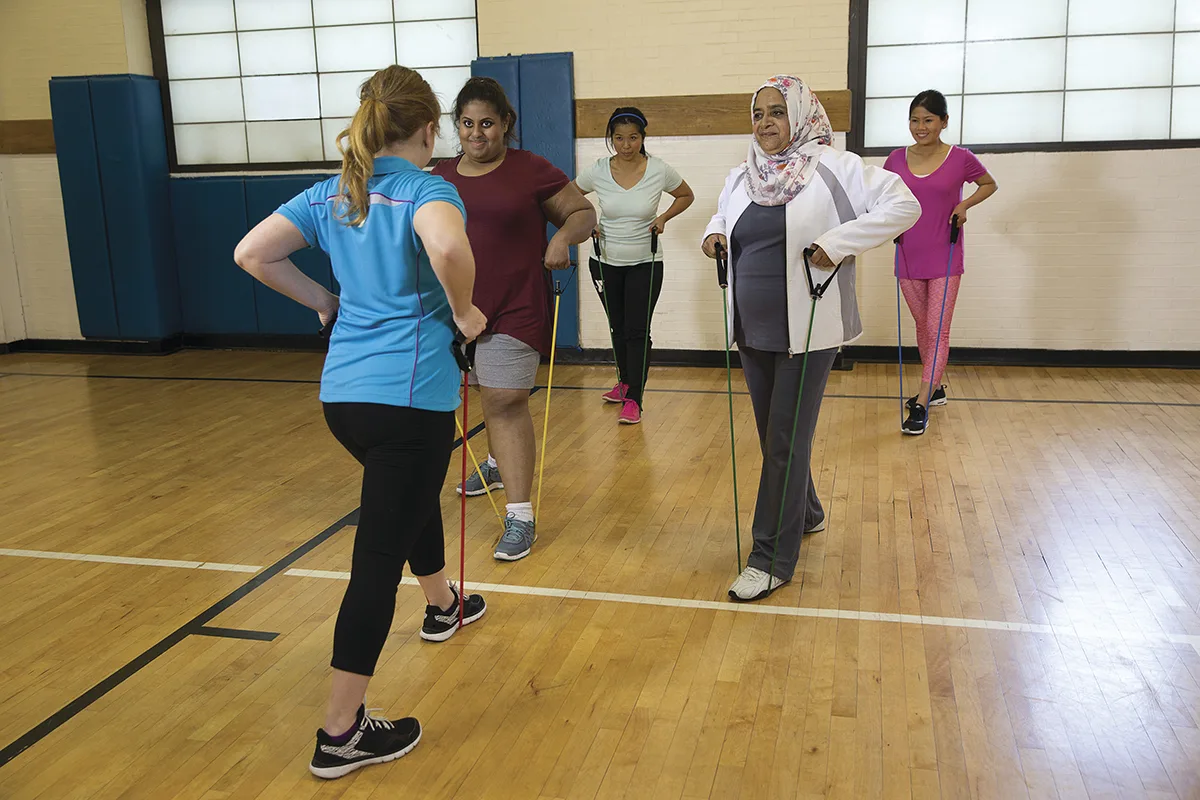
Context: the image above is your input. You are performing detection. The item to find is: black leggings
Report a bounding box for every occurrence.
[588,257,664,407]
[323,402,455,676]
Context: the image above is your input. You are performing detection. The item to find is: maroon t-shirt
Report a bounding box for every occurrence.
[432,149,569,355]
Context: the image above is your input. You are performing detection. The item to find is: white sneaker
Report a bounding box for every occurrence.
[728,566,788,602]
[805,518,827,534]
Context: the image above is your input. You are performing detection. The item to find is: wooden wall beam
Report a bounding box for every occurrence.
[575,89,851,138]
[0,120,56,155]
[0,89,853,157]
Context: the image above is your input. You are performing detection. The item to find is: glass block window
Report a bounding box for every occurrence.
[159,0,477,166]
[862,0,1200,148]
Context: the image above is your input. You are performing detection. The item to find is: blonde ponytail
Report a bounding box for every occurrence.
[335,65,441,227]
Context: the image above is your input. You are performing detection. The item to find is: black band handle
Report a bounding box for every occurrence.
[714,240,729,289]
[650,229,658,257]
[950,214,961,244]
[318,309,337,339]
[591,230,601,260]
[452,330,477,374]
[802,246,844,300]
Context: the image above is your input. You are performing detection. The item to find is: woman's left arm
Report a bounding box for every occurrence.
[952,172,998,226]
[650,180,695,234]
[811,156,922,269]
[234,214,339,324]
[542,183,598,269]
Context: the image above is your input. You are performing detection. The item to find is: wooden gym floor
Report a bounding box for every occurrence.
[1,350,1199,799]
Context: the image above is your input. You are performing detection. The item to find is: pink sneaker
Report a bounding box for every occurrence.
[618,399,641,425]
[602,382,628,403]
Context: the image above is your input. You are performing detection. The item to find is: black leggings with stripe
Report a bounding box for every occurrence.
[323,402,454,676]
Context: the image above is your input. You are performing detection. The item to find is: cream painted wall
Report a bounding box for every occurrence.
[0,157,81,341]
[477,0,850,97]
[0,0,149,343]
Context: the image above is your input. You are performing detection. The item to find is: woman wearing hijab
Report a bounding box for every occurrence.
[702,75,920,603]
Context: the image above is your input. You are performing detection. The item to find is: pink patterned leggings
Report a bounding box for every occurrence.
[900,276,961,386]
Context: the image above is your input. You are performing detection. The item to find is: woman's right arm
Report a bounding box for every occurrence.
[413,201,486,340]
[701,168,739,258]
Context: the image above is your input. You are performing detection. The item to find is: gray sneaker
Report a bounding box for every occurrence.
[457,460,502,496]
[494,513,536,561]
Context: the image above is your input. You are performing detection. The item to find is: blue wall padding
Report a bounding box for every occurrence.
[90,75,181,339]
[48,77,120,339]
[518,52,579,348]
[171,178,257,334]
[471,57,522,144]
[244,175,334,334]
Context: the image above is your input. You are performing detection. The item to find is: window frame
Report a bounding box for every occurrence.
[847,0,1200,155]
[146,0,478,173]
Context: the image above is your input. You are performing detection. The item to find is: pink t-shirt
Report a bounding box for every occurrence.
[883,146,987,280]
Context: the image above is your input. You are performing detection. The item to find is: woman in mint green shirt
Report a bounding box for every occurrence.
[573,107,694,424]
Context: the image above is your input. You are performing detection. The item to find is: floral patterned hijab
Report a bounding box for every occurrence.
[745,75,834,206]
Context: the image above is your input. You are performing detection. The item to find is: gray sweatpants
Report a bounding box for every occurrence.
[739,345,838,582]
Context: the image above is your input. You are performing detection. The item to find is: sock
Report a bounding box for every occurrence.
[441,584,459,615]
[326,705,363,743]
[487,454,498,469]
[506,502,533,523]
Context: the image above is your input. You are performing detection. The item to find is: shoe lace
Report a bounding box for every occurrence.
[739,566,768,584]
[362,709,395,732]
[501,513,532,544]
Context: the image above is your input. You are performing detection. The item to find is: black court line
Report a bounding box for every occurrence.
[4,370,1199,409]
[0,506,359,769]
[539,384,1200,409]
[194,626,279,641]
[0,412,493,770]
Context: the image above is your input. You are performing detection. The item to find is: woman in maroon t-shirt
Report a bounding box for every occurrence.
[432,77,596,562]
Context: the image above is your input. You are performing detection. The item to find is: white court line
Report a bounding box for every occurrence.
[0,548,262,573]
[284,568,1200,655]
[2,549,1197,655]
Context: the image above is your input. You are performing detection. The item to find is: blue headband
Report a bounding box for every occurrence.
[610,112,647,127]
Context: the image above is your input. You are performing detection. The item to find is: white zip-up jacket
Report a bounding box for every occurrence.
[702,146,921,354]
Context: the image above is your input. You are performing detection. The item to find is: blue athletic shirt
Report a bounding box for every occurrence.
[276,156,466,412]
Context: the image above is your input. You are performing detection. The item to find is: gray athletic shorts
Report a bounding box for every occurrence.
[468,333,541,390]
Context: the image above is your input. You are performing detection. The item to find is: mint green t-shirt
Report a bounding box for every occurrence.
[575,155,683,266]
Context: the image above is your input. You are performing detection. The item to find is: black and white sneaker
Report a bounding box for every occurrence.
[420,584,486,642]
[907,385,947,409]
[902,404,928,435]
[310,705,421,780]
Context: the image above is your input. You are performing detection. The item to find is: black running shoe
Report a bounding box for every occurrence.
[907,385,947,410]
[310,706,421,780]
[902,404,928,435]
[420,584,486,642]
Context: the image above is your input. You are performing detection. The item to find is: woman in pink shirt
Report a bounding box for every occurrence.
[884,90,997,435]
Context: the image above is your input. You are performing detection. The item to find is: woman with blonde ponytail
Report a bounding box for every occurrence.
[235,65,489,780]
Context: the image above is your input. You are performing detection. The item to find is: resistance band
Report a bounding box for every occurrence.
[894,235,906,427]
[926,215,960,407]
[589,232,623,389]
[637,230,658,408]
[766,247,844,590]
[454,415,503,526]
[535,272,569,519]
[894,213,959,425]
[713,241,743,572]
[451,332,477,628]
